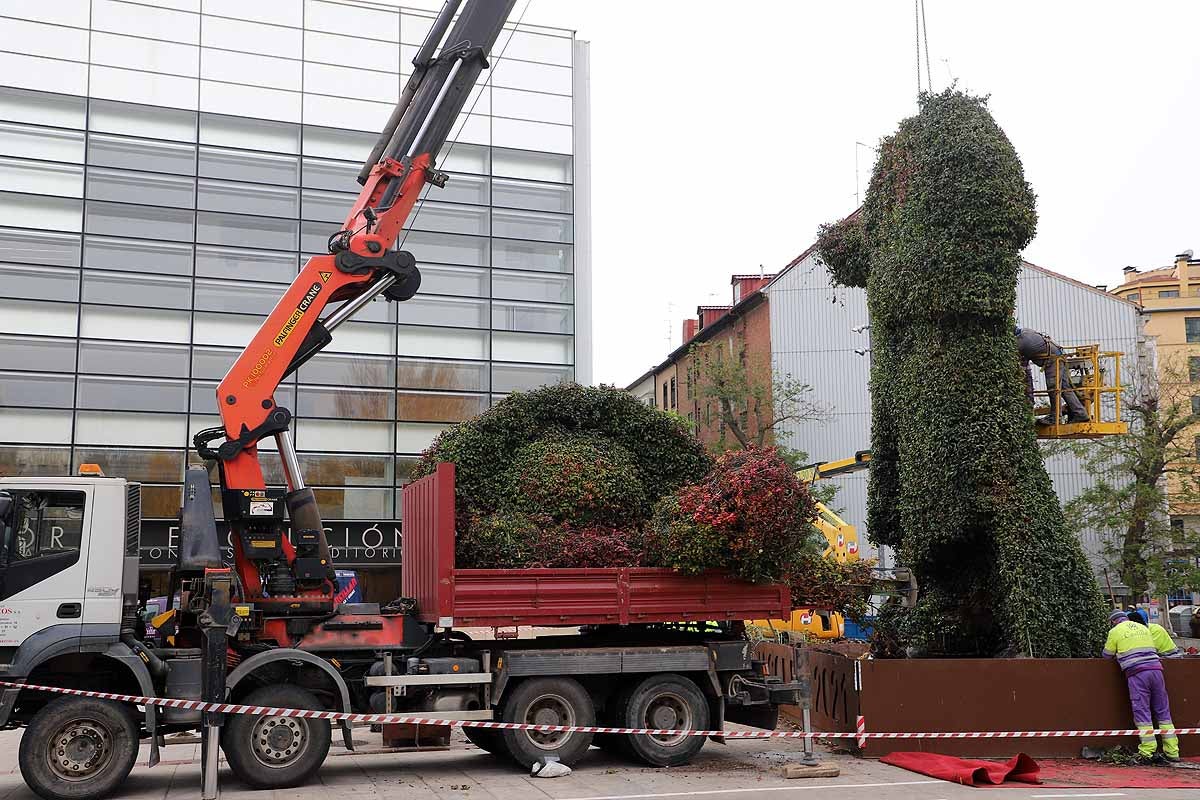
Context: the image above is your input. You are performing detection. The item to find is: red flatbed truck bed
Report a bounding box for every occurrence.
[401,462,792,628]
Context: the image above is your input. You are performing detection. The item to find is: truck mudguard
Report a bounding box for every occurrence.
[226,648,355,750]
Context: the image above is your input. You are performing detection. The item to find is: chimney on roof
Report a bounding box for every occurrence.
[1095,284,1107,291]
[1123,266,1139,274]
[1176,250,1193,296]
[1178,249,1195,260]
[682,318,699,344]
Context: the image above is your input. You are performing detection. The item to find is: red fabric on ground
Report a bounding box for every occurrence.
[880,752,1041,785]
[1035,758,1200,789]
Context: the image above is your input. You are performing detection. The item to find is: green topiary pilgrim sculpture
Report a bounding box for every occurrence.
[816,90,1107,657]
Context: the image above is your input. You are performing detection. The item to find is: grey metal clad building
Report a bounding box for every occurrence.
[764,247,1145,580]
[0,0,591,586]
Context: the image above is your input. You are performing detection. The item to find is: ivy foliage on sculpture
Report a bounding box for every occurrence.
[816,89,1107,657]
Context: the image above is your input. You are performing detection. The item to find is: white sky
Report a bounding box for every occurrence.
[431,0,1200,387]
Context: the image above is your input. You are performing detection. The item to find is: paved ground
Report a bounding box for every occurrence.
[1,727,1199,800]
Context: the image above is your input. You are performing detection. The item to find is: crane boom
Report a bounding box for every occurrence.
[190,0,517,611]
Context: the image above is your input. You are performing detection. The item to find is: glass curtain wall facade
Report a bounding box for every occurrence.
[0,0,590,577]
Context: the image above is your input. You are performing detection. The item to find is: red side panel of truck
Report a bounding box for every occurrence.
[401,462,791,628]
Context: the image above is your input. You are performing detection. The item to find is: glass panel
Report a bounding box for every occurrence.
[91,31,200,76]
[199,147,299,185]
[397,391,486,423]
[300,157,358,192]
[493,270,572,303]
[73,448,184,483]
[304,63,399,104]
[201,49,301,92]
[196,246,297,284]
[300,189,354,223]
[312,488,393,521]
[0,123,84,164]
[418,172,489,207]
[492,87,572,125]
[191,346,238,380]
[141,485,184,519]
[0,158,82,198]
[0,445,71,478]
[89,99,196,142]
[395,422,447,454]
[83,236,193,276]
[90,67,199,113]
[492,332,573,365]
[0,53,87,97]
[75,411,187,447]
[492,301,573,334]
[0,192,81,232]
[297,418,392,453]
[0,409,72,444]
[197,212,297,251]
[80,340,189,377]
[397,325,487,360]
[81,270,193,310]
[491,59,571,94]
[80,305,190,344]
[396,359,487,392]
[492,29,574,67]
[396,296,488,329]
[187,415,279,455]
[88,134,197,175]
[0,264,79,302]
[297,385,395,420]
[301,125,377,161]
[301,221,336,254]
[0,371,73,408]
[493,238,571,273]
[0,86,86,129]
[200,113,300,154]
[0,228,80,267]
[492,177,572,213]
[299,353,394,387]
[408,202,490,237]
[420,265,488,298]
[493,148,572,182]
[189,381,217,414]
[492,363,573,393]
[400,230,487,266]
[298,452,392,486]
[77,375,188,412]
[194,279,287,316]
[200,16,302,60]
[307,0,399,42]
[85,201,194,241]
[198,180,299,217]
[327,320,394,355]
[305,30,400,72]
[86,168,195,209]
[193,312,265,347]
[439,143,490,176]
[92,0,199,44]
[0,299,77,337]
[493,208,572,243]
[0,335,76,373]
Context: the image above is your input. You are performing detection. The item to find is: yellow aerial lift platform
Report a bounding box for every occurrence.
[1032,345,1128,439]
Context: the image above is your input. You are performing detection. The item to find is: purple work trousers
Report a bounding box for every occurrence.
[1127,667,1172,726]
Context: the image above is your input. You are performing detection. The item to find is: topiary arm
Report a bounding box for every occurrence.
[816,216,871,289]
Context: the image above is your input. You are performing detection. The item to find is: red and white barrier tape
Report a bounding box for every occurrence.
[2,681,1194,740]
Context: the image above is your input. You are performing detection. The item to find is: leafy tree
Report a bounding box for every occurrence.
[1065,356,1200,601]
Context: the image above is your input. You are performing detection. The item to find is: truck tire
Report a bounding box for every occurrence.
[619,674,708,767]
[19,696,139,800]
[463,725,508,757]
[500,677,595,768]
[223,685,331,789]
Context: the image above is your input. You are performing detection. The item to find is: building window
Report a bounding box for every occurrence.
[1172,518,1186,546]
[662,383,668,409]
[1160,289,1181,299]
[1195,435,1200,461]
[1127,292,1140,302]
[669,377,677,410]
[1191,357,1200,383]
[1187,318,1200,343]
[1193,396,1200,416]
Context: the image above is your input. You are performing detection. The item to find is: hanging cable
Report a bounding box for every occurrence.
[921,0,932,93]
[914,0,921,102]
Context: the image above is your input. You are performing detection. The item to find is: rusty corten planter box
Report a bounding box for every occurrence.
[798,649,1200,758]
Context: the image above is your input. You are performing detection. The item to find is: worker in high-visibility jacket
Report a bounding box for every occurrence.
[1103,609,1180,761]
[1127,609,1183,659]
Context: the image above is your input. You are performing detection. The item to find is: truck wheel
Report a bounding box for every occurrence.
[463,725,508,757]
[223,685,331,789]
[620,674,708,767]
[500,677,595,768]
[19,696,139,800]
